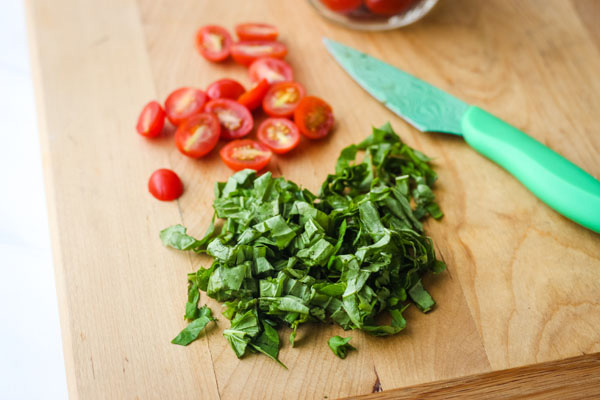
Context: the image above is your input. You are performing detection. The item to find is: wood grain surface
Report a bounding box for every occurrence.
[349,353,600,400]
[26,0,600,398]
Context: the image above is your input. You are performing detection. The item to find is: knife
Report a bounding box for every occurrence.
[323,38,600,234]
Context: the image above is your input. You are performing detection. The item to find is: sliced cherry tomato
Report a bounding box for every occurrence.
[294,96,334,139]
[321,0,362,13]
[365,0,415,15]
[220,139,272,171]
[206,79,246,100]
[231,41,288,66]
[263,82,305,118]
[249,57,293,84]
[237,79,270,111]
[204,99,253,140]
[164,87,207,126]
[257,118,300,154]
[174,113,220,158]
[195,25,233,62]
[148,169,183,201]
[235,23,279,41]
[136,101,165,138]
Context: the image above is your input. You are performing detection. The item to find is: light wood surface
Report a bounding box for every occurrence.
[26,0,600,398]
[350,353,600,400]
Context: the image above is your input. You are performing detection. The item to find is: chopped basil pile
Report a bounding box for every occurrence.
[162,123,445,366]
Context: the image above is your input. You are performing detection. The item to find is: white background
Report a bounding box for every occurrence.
[0,0,68,398]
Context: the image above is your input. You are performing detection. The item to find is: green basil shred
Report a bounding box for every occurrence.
[162,123,445,366]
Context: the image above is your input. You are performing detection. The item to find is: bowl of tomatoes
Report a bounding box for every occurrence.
[309,0,438,30]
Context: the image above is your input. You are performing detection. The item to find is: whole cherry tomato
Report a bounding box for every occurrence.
[365,0,415,16]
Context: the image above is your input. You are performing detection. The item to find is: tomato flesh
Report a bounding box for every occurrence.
[294,96,334,139]
[257,118,301,154]
[175,113,220,158]
[263,82,305,118]
[196,25,233,62]
[206,79,246,100]
[231,41,288,66]
[235,23,279,41]
[321,0,363,12]
[204,99,253,140]
[148,169,183,201]
[237,79,270,111]
[220,139,272,171]
[164,87,207,126]
[365,0,415,15]
[136,101,165,138]
[249,57,293,84]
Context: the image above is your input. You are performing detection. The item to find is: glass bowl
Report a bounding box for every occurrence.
[308,0,439,31]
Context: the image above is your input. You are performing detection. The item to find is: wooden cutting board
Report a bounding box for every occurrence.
[26,0,600,398]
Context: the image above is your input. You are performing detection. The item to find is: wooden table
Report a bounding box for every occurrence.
[26,0,600,398]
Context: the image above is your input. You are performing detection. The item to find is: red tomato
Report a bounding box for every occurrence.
[231,41,288,66]
[235,23,279,41]
[136,101,165,138]
[206,79,246,100]
[249,57,293,84]
[263,82,305,118]
[204,99,253,140]
[321,0,362,12]
[257,118,300,154]
[294,96,334,139]
[237,79,270,111]
[195,25,233,62]
[220,139,272,171]
[164,87,207,126]
[174,113,220,158]
[365,0,415,15]
[148,169,183,201]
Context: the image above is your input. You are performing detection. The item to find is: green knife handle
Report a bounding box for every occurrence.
[461,106,600,233]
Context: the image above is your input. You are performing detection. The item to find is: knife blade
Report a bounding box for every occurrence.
[323,38,600,233]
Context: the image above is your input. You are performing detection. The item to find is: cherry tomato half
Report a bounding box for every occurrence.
[195,25,233,62]
[249,57,293,84]
[231,41,288,66]
[257,118,300,154]
[294,96,334,139]
[164,87,207,126]
[263,82,305,118]
[237,79,270,111]
[175,113,220,158]
[206,79,246,100]
[148,169,183,201]
[235,23,279,41]
[365,0,415,16]
[204,99,253,140]
[220,139,272,171]
[321,0,362,13]
[136,101,165,138]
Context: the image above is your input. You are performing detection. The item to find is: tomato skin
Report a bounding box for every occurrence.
[164,87,207,126]
[237,79,270,111]
[235,23,279,41]
[364,0,415,15]
[206,79,246,100]
[196,25,233,62]
[231,41,288,66]
[262,82,306,118]
[321,0,362,13]
[175,113,220,158]
[148,169,184,201]
[257,118,301,154]
[204,99,254,140]
[220,139,272,171]
[294,96,335,139]
[249,57,293,84]
[136,101,165,138]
